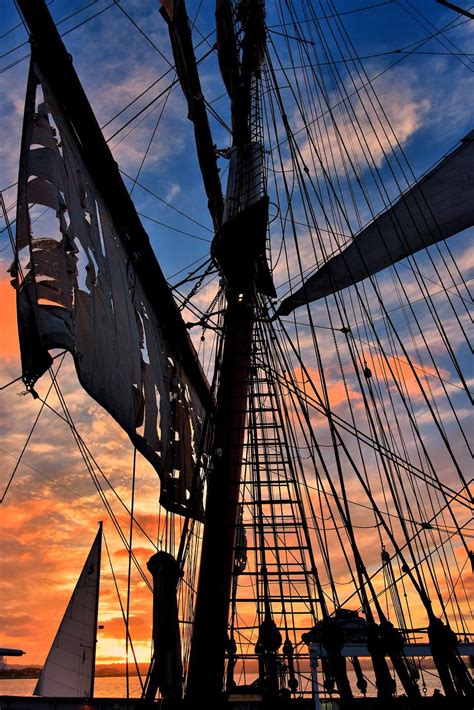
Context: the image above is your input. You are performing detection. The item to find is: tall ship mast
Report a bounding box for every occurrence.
[0,0,472,707]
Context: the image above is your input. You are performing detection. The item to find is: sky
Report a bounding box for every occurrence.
[0,0,472,675]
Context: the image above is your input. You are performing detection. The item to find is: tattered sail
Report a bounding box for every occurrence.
[34,526,101,698]
[278,132,474,315]
[13,47,210,519]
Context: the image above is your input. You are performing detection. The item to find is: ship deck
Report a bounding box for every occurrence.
[1,694,472,709]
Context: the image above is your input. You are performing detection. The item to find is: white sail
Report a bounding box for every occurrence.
[34,525,101,698]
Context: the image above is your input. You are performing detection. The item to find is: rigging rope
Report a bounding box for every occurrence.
[103,531,144,689]
[0,355,66,503]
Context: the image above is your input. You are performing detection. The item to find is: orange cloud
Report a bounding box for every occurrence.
[99,614,151,642]
[366,351,447,399]
[290,345,448,421]
[289,365,362,412]
[0,275,19,361]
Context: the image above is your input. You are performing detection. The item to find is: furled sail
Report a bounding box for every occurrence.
[13,42,211,518]
[34,526,101,698]
[277,132,474,315]
[160,0,223,231]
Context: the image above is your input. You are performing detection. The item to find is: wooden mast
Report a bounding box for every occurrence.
[186,1,272,703]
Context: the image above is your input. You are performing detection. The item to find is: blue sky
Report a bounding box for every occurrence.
[1,0,473,280]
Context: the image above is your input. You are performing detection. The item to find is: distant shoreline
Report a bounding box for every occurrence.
[0,670,143,680]
[2,658,446,679]
[0,670,39,680]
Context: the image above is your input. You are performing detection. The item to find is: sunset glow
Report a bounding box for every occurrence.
[1,0,472,692]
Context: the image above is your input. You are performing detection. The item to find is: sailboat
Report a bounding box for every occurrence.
[34,524,102,699]
[0,0,472,707]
